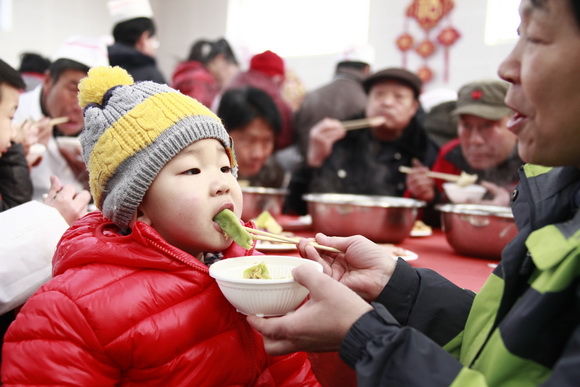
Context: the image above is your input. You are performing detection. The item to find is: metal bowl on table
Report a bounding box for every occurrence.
[241,187,288,221]
[303,193,426,243]
[437,204,518,260]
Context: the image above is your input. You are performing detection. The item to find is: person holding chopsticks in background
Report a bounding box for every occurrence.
[1,57,90,366]
[13,35,109,202]
[293,44,375,161]
[285,67,439,215]
[248,0,580,384]
[406,79,523,226]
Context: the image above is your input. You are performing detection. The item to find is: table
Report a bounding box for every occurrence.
[396,229,496,292]
[269,217,498,386]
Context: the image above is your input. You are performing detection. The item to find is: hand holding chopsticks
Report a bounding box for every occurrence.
[398,166,478,187]
[340,116,386,131]
[244,227,342,253]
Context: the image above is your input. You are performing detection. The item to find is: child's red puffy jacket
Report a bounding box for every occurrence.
[2,211,319,386]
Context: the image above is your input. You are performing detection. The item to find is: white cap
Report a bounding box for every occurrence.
[419,88,458,112]
[52,35,110,68]
[337,44,375,67]
[107,0,153,24]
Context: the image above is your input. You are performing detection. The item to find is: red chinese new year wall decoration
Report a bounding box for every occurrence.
[395,0,460,83]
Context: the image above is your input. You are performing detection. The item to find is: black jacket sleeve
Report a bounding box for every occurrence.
[340,303,463,386]
[374,258,475,346]
[0,143,33,212]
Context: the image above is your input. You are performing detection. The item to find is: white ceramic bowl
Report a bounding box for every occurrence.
[209,255,323,316]
[55,136,82,153]
[443,182,487,204]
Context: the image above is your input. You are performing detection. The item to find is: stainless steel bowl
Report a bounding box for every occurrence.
[303,193,426,243]
[438,204,518,260]
[241,187,288,221]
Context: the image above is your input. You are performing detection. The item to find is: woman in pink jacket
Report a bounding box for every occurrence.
[1,66,319,386]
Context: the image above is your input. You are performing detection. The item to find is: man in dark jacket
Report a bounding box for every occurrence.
[285,67,439,214]
[107,0,166,83]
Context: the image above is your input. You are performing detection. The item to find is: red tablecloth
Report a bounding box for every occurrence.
[397,229,496,292]
[270,217,498,386]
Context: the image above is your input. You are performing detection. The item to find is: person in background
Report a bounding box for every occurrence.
[227,50,294,150]
[1,66,320,386]
[293,44,375,159]
[281,68,307,113]
[106,0,165,83]
[0,59,33,211]
[407,79,521,215]
[0,58,89,366]
[13,35,109,201]
[205,37,241,101]
[285,67,439,214]
[171,39,219,108]
[420,100,457,147]
[17,52,51,92]
[218,86,287,188]
[418,88,458,147]
[247,0,580,385]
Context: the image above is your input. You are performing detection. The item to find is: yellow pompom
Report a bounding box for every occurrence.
[78,66,134,108]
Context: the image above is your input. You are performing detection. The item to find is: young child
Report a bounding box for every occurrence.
[0,58,31,209]
[1,66,319,386]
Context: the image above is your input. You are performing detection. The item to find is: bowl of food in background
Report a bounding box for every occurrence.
[241,187,288,221]
[303,193,426,243]
[209,255,322,316]
[437,203,518,260]
[443,182,487,204]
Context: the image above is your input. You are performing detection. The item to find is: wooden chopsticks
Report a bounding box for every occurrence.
[398,166,478,186]
[244,227,342,253]
[340,116,386,131]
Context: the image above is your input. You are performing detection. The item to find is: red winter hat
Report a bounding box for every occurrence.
[250,50,285,78]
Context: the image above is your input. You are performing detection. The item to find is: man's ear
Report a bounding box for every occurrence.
[135,31,149,52]
[41,71,53,93]
[411,99,420,115]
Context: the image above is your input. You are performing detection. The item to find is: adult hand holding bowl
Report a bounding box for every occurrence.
[209,256,323,316]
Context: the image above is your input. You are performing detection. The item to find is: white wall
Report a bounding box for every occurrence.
[0,0,516,95]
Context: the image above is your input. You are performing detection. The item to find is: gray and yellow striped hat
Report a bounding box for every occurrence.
[78,66,237,228]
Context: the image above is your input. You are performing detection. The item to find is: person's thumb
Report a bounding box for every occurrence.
[291,263,329,296]
[411,158,424,168]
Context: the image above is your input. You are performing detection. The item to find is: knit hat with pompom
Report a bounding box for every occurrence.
[78,66,236,229]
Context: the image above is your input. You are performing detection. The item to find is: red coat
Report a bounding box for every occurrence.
[2,212,319,386]
[171,60,220,109]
